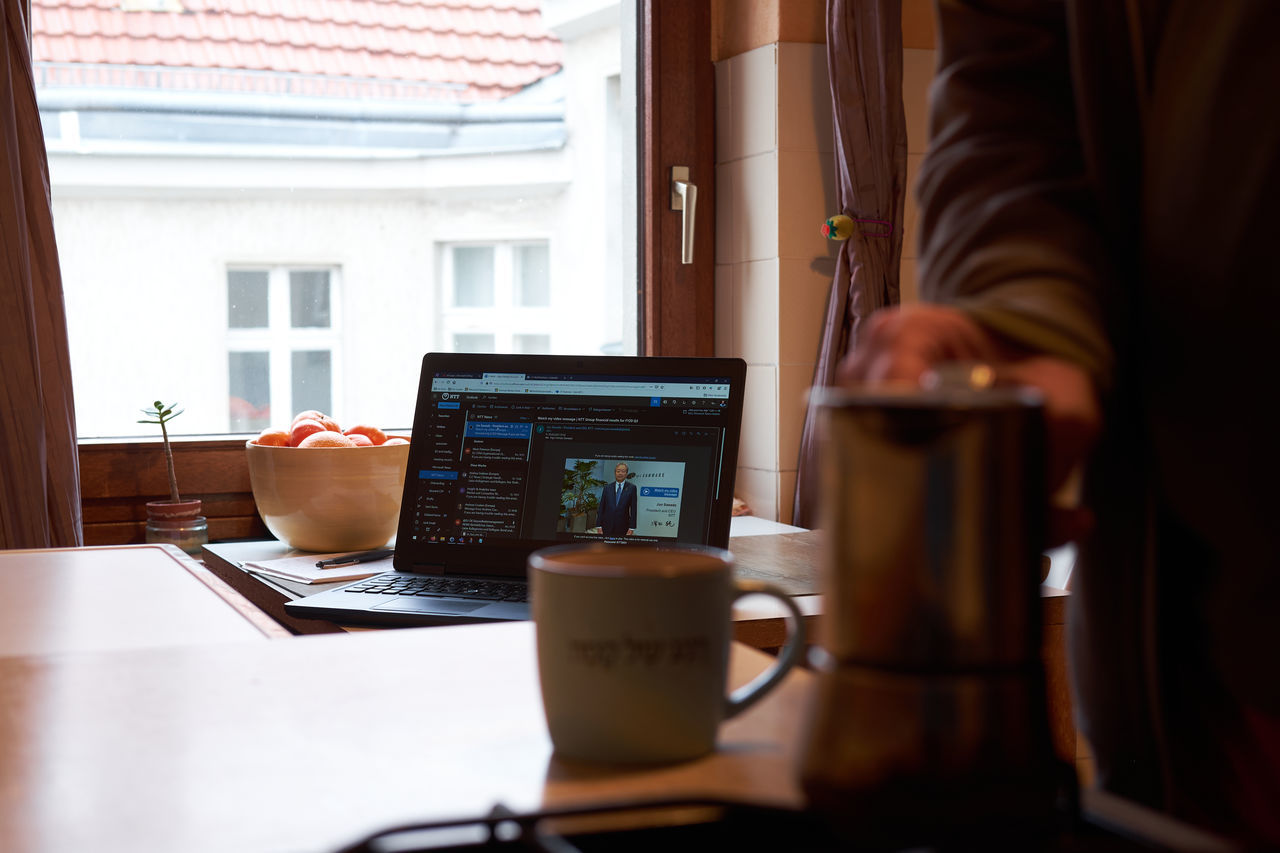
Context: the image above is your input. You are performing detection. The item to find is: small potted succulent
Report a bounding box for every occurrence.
[139,400,207,553]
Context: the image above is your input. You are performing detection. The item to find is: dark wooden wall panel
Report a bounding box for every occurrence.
[79,439,268,545]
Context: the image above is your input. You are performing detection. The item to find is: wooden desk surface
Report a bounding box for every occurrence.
[0,621,811,853]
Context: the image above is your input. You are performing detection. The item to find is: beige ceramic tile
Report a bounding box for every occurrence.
[903,152,924,260]
[777,42,833,154]
[777,362,814,473]
[900,257,920,304]
[734,466,780,521]
[777,470,799,525]
[740,365,778,471]
[903,48,936,155]
[777,256,833,365]
[738,258,779,365]
[715,57,733,165]
[739,151,778,262]
[777,148,835,260]
[733,44,777,160]
[715,161,738,265]
[715,263,735,357]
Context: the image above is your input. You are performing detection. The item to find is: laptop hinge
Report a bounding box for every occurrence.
[410,563,447,576]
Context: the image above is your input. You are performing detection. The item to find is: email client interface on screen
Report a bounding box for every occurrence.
[400,368,738,561]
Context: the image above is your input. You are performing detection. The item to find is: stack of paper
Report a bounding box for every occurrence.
[243,553,392,585]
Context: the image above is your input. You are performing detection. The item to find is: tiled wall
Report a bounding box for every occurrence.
[716,42,936,523]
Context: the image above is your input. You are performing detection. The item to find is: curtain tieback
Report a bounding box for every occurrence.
[821,214,892,240]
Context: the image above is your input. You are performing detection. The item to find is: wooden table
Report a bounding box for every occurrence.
[200,531,1074,759]
[0,545,1229,852]
[0,544,287,656]
[0,620,812,853]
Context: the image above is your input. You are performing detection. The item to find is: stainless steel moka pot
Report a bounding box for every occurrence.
[798,379,1072,842]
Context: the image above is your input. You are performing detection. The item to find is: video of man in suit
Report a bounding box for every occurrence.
[559,458,686,540]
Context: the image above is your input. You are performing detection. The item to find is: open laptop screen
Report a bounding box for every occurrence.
[394,353,747,576]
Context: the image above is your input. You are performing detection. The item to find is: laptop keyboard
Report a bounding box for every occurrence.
[343,572,528,603]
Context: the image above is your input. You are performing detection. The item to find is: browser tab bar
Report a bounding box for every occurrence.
[431,376,731,398]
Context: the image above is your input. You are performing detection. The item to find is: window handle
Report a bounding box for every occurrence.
[670,166,697,265]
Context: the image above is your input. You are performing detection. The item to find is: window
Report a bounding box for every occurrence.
[515,244,551,307]
[226,267,340,432]
[514,333,551,354]
[442,241,559,354]
[39,1,656,438]
[452,247,496,308]
[63,1,717,544]
[453,333,496,353]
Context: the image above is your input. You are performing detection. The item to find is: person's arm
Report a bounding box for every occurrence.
[842,2,1113,536]
[625,484,637,533]
[916,0,1114,384]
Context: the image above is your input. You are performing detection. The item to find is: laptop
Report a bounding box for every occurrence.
[284,352,748,627]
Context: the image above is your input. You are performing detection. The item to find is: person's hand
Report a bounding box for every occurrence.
[839,303,1004,385]
[839,304,1101,546]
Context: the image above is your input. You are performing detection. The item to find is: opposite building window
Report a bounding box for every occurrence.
[443,241,553,353]
[227,267,340,431]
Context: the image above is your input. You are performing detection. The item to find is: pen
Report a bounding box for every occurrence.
[315,548,394,568]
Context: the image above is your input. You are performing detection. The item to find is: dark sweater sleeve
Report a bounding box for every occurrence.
[917,0,1115,387]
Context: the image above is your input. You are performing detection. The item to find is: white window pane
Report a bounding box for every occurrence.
[453,333,494,353]
[290,270,331,328]
[43,3,638,437]
[452,247,495,307]
[229,351,270,431]
[514,333,550,354]
[227,270,268,329]
[515,243,550,307]
[291,350,332,415]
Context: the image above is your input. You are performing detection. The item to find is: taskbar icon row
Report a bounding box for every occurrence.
[412,533,486,545]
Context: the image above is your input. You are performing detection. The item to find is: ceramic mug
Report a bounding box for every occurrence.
[529,542,805,764]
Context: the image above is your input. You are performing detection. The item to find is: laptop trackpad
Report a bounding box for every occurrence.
[373,597,488,615]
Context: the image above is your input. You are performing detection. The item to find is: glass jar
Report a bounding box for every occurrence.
[145,514,209,557]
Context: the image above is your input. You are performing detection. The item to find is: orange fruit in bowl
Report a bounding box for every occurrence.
[298,431,356,448]
[383,436,410,446]
[344,424,387,445]
[254,427,290,447]
[289,418,327,447]
[346,433,374,447]
[291,410,341,432]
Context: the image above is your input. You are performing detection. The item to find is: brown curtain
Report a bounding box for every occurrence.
[2,0,82,548]
[791,0,907,529]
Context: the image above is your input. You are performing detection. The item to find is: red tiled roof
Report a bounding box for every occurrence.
[31,0,563,102]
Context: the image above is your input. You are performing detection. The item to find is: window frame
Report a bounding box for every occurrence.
[440,240,554,354]
[639,0,715,357]
[77,0,716,545]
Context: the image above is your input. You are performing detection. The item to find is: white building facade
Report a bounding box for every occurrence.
[38,0,631,438]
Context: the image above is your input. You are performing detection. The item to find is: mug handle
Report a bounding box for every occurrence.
[723,579,806,719]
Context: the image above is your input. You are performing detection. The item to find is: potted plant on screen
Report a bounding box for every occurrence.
[138,400,208,555]
[561,460,605,533]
